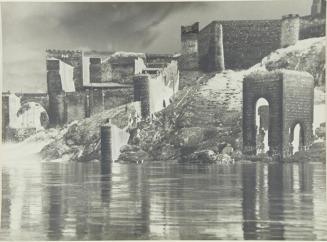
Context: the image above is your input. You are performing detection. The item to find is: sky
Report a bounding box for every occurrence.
[1,0,312,93]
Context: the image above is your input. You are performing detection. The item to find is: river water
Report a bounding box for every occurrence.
[1,141,327,240]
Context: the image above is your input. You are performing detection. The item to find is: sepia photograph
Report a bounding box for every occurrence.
[1,0,326,240]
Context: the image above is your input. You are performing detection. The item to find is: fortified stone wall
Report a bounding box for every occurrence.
[198,21,224,72]
[46,49,83,90]
[219,20,281,69]
[300,15,326,39]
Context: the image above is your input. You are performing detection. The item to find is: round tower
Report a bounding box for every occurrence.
[133,75,150,118]
[281,14,300,48]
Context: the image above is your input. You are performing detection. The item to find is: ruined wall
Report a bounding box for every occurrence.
[89,58,102,83]
[103,88,134,110]
[243,70,314,160]
[88,88,105,116]
[46,50,83,90]
[134,61,179,117]
[198,21,224,72]
[311,0,326,16]
[180,22,199,70]
[48,93,66,126]
[65,92,86,123]
[145,54,175,68]
[19,93,49,113]
[2,96,9,141]
[243,71,284,157]
[300,15,326,39]
[219,20,281,69]
[111,63,135,84]
[282,71,314,156]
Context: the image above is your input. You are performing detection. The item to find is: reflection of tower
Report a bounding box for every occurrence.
[44,163,64,240]
[267,164,285,240]
[1,171,11,229]
[241,163,258,240]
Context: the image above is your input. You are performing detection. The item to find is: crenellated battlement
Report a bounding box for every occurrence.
[46,49,82,57]
[282,14,300,20]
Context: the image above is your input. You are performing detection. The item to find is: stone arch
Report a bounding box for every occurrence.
[17,101,49,129]
[289,121,305,154]
[243,70,314,160]
[255,97,270,154]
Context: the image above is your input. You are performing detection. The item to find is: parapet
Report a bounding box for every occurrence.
[281,14,300,48]
[181,22,199,35]
[282,14,300,20]
[46,59,60,71]
[46,49,83,59]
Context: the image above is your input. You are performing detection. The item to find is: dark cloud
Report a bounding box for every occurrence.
[1,1,311,92]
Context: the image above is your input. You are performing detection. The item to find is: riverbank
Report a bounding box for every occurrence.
[38,37,325,163]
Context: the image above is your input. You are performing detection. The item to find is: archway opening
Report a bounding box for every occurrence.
[291,123,304,154]
[17,102,49,130]
[255,98,269,154]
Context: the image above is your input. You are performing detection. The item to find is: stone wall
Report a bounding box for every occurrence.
[300,15,326,39]
[103,88,134,110]
[2,96,9,141]
[281,14,300,48]
[145,54,175,68]
[219,20,281,69]
[89,57,102,83]
[198,21,224,72]
[46,49,83,90]
[180,22,199,70]
[48,92,66,127]
[111,62,135,84]
[65,92,86,123]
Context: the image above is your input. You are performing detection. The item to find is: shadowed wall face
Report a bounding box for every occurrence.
[220,20,281,69]
[46,50,83,91]
[180,22,199,70]
[198,21,224,72]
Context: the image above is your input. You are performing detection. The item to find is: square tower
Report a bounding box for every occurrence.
[180,22,199,70]
[242,70,314,160]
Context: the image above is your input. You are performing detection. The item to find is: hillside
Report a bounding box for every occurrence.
[40,37,326,163]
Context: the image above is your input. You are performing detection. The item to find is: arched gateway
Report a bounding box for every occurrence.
[242,70,314,160]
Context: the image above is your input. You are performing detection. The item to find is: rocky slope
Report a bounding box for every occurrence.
[40,37,326,163]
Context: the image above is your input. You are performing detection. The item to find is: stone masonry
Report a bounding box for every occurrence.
[243,70,314,160]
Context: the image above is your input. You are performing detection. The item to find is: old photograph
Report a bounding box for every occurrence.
[1,0,326,240]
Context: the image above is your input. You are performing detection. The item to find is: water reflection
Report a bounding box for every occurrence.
[1,159,326,240]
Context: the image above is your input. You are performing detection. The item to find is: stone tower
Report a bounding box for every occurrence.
[242,70,314,160]
[180,22,199,70]
[280,14,300,48]
[311,0,326,16]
